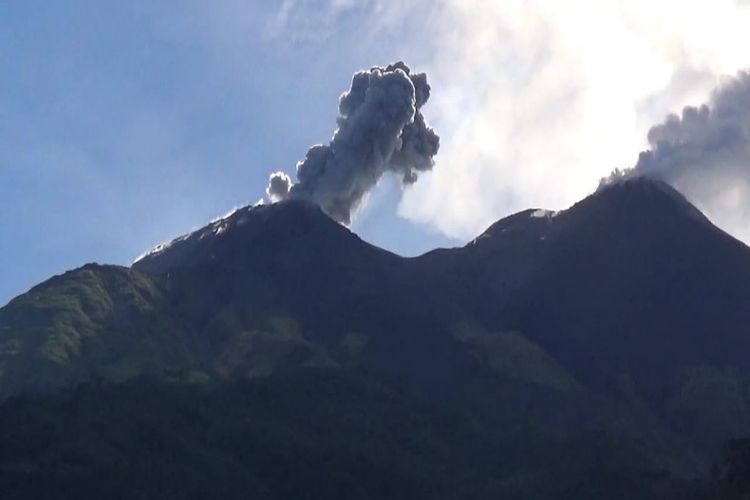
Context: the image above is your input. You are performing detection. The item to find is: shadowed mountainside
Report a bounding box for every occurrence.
[2,178,750,497]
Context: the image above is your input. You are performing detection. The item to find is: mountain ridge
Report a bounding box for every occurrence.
[6,177,749,399]
[2,176,750,496]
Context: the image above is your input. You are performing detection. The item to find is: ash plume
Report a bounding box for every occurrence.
[604,70,750,240]
[265,62,439,225]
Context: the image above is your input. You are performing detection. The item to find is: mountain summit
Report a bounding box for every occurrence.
[133,199,391,274]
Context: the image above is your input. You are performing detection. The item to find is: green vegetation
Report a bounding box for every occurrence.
[662,366,750,456]
[454,323,579,391]
[214,324,336,378]
[0,265,197,398]
[0,372,693,500]
[0,264,745,500]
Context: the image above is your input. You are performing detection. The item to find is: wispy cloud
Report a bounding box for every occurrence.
[264,0,373,42]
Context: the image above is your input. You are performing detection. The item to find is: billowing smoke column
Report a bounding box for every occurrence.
[604,71,750,239]
[266,62,439,225]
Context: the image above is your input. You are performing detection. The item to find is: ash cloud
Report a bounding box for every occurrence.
[604,70,750,240]
[265,62,439,224]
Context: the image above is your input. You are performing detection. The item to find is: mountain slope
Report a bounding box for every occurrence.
[0,264,198,398]
[134,200,476,392]
[408,179,750,381]
[5,179,750,406]
[491,178,750,389]
[1,177,750,489]
[432,178,750,456]
[0,372,693,500]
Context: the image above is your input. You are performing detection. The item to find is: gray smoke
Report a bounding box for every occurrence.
[604,70,750,241]
[265,62,439,224]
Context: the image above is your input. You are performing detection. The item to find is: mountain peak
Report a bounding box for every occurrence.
[471,177,705,248]
[472,208,558,245]
[583,176,709,224]
[132,199,355,275]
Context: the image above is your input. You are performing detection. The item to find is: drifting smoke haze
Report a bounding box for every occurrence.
[606,71,750,242]
[265,62,439,225]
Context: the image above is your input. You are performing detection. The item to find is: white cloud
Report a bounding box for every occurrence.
[394,0,750,239]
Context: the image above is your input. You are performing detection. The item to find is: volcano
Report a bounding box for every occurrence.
[2,178,750,498]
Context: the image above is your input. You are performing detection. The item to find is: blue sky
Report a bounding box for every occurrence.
[3,1,750,306]
[0,1,457,305]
